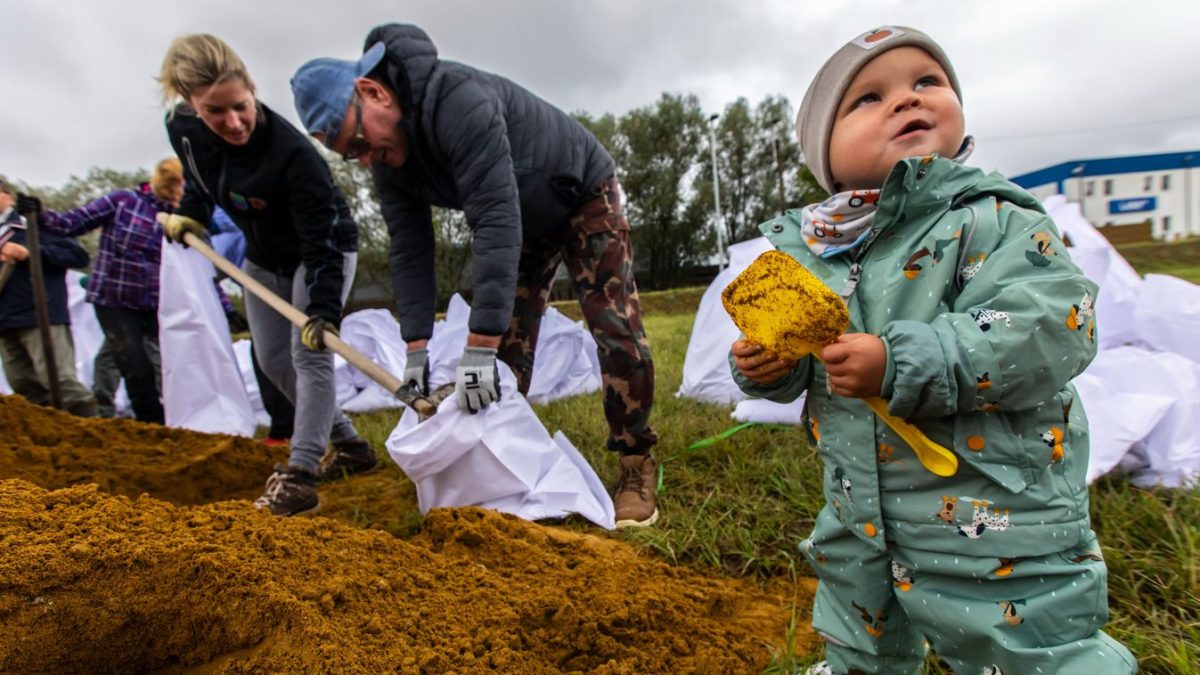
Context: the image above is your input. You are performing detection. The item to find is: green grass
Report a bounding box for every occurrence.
[1117,237,1200,283]
[337,242,1199,672]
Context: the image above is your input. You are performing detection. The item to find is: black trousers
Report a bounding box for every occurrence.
[251,341,295,440]
[93,305,164,424]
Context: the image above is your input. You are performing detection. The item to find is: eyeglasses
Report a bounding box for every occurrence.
[341,93,371,163]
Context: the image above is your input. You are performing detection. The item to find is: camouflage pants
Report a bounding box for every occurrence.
[498,177,658,454]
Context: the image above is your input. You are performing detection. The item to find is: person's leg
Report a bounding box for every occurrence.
[91,338,120,418]
[302,253,379,482]
[251,341,295,442]
[561,179,657,455]
[497,236,563,395]
[94,306,163,424]
[242,259,319,516]
[893,531,1136,674]
[561,179,658,527]
[0,329,49,406]
[49,324,98,417]
[144,331,162,397]
[242,260,299,404]
[800,506,927,674]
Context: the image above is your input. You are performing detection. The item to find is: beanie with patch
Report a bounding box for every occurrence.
[796,26,961,194]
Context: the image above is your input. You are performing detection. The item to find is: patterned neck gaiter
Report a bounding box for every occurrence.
[800,137,975,259]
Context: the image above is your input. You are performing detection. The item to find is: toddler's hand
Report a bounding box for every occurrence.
[820,333,886,398]
[732,339,795,385]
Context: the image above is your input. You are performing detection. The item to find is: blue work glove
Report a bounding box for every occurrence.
[455,346,501,414]
[404,347,429,395]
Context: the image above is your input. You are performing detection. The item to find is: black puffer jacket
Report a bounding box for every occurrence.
[368,23,616,341]
[167,103,358,326]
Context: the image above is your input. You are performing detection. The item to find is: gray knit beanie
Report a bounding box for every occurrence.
[796,26,962,194]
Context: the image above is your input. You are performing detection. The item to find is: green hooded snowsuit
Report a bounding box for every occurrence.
[732,156,1135,674]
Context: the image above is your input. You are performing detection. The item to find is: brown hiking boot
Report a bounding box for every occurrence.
[317,437,379,483]
[613,453,659,528]
[253,464,320,517]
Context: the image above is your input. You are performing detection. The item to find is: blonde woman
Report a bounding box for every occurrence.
[157,33,373,517]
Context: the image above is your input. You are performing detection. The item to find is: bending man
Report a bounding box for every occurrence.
[292,23,659,527]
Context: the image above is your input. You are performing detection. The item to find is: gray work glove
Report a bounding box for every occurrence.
[455,346,501,414]
[404,347,429,395]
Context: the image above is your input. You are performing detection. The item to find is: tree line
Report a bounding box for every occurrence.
[3,92,826,309]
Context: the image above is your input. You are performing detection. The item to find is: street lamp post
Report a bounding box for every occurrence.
[707,113,728,268]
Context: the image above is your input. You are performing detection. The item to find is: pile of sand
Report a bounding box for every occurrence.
[0,395,815,671]
[0,480,810,672]
[0,395,280,504]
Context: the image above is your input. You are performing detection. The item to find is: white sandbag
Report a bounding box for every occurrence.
[677,237,774,405]
[1072,371,1171,484]
[427,294,471,389]
[157,240,256,436]
[1132,274,1200,367]
[1076,346,1200,488]
[526,307,601,404]
[386,364,615,529]
[66,270,102,388]
[231,338,270,428]
[732,395,807,425]
[66,270,131,415]
[426,294,602,404]
[338,308,407,413]
[1044,196,1143,349]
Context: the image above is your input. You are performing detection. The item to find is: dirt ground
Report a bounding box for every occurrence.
[0,395,816,673]
[0,394,282,504]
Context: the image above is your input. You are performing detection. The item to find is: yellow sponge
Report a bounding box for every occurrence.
[721,250,850,360]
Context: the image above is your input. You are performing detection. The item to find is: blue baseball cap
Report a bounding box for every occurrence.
[291,42,387,148]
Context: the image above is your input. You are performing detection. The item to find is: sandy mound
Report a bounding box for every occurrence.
[0,480,811,673]
[0,395,280,504]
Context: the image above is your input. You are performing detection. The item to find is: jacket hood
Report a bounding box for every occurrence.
[875,156,1043,231]
[365,23,439,114]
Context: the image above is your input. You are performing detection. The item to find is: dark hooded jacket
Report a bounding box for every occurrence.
[367,23,616,341]
[166,103,358,326]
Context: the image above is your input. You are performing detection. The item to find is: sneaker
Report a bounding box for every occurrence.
[261,437,289,448]
[253,464,320,516]
[802,662,834,675]
[613,453,659,528]
[317,437,379,482]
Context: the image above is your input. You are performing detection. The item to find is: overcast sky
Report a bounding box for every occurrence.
[4,0,1199,188]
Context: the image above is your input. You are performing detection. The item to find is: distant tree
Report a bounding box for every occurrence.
[431,207,472,307]
[696,95,827,246]
[325,155,392,309]
[323,144,470,313]
[49,167,151,212]
[618,93,709,289]
[574,111,624,166]
[1,167,149,259]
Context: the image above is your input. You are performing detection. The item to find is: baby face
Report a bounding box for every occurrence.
[828,46,965,191]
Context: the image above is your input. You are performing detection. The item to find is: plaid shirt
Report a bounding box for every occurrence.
[40,184,169,311]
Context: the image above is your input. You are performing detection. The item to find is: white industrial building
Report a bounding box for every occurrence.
[1010,150,1200,241]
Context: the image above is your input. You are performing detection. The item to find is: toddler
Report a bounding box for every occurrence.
[731,26,1136,674]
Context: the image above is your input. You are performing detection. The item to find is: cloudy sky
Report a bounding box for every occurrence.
[4,0,1199,188]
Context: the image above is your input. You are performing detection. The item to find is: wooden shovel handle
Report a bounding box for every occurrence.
[179,230,406,396]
